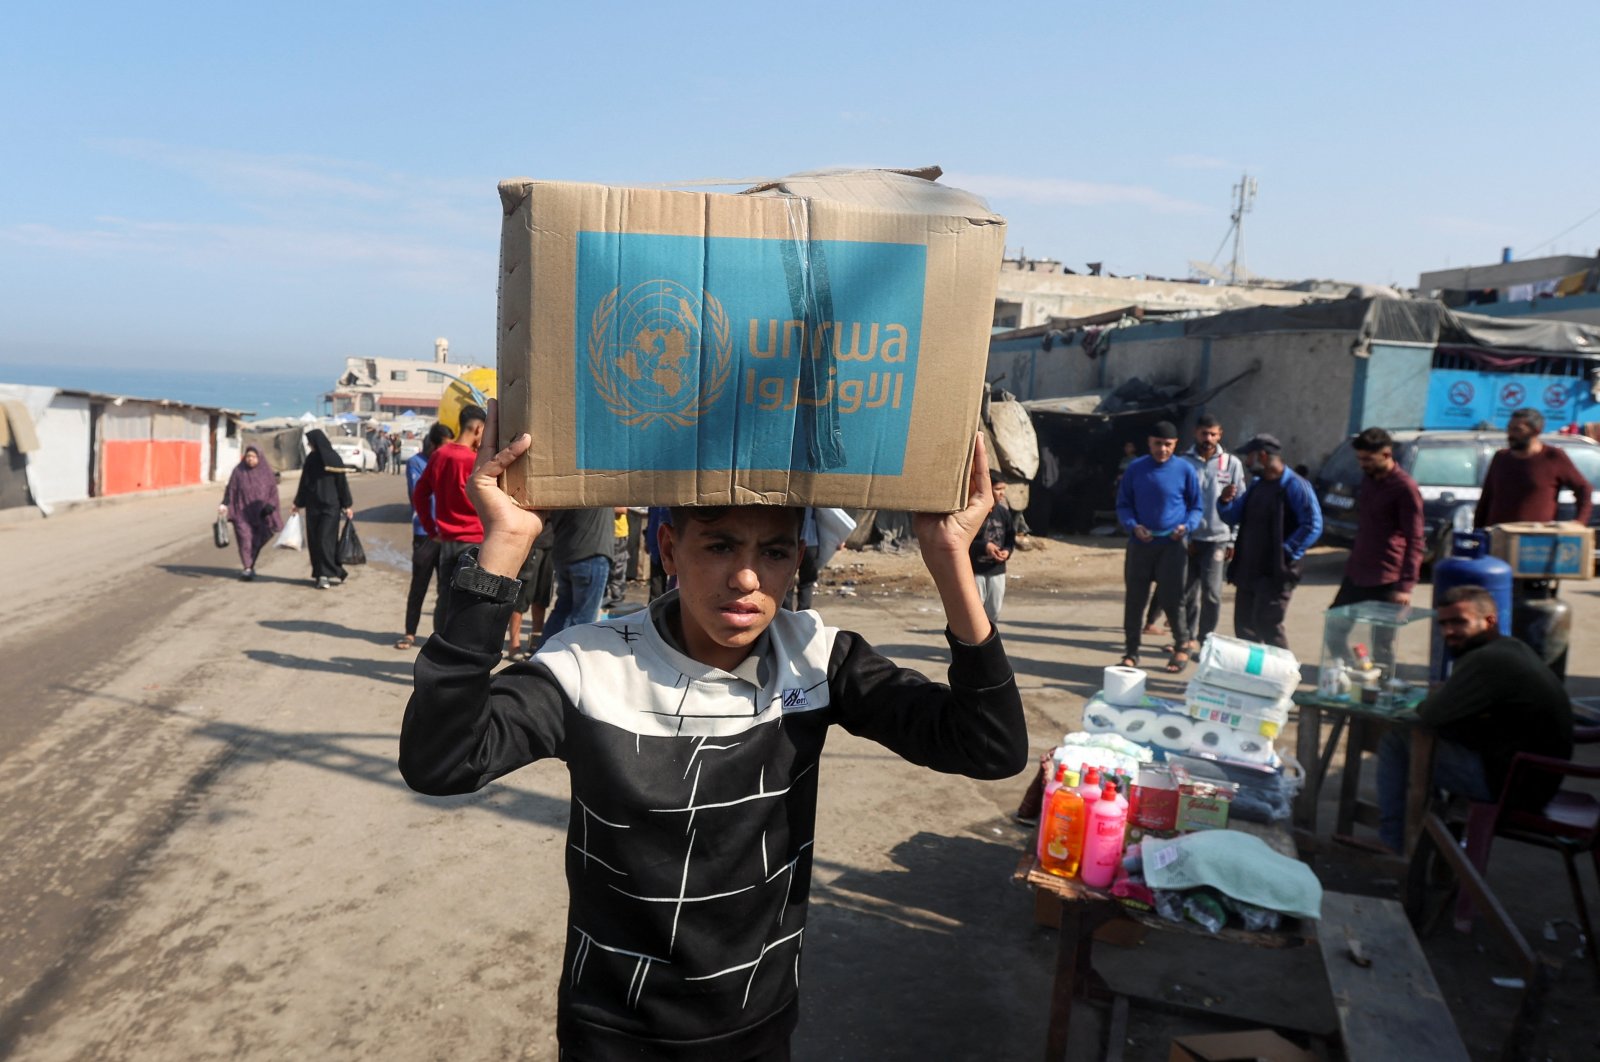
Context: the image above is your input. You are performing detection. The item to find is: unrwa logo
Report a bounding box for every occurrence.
[588,280,733,430]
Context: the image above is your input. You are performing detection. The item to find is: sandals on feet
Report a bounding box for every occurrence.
[1165,652,1191,674]
[394,634,416,650]
[1118,656,1138,669]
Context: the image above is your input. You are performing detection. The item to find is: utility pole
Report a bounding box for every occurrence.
[1228,174,1258,286]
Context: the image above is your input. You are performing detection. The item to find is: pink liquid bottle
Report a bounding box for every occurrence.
[1080,784,1129,889]
[1078,766,1103,807]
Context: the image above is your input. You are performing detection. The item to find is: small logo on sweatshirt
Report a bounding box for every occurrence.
[781,688,809,709]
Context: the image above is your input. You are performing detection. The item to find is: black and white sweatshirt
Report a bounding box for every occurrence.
[399,590,1027,1061]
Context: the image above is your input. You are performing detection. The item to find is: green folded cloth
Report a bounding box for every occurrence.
[1142,830,1322,920]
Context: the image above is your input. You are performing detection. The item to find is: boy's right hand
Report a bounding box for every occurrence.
[468,399,546,578]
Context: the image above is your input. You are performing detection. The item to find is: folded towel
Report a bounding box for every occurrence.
[1142,829,1322,920]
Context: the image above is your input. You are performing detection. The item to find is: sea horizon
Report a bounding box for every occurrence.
[0,362,330,421]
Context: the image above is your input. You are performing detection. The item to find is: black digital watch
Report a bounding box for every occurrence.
[450,547,522,604]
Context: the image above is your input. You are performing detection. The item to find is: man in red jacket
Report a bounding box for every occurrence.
[411,404,486,632]
[1475,408,1593,528]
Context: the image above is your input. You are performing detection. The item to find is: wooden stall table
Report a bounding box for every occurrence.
[1013,819,1313,1062]
[1290,691,1436,856]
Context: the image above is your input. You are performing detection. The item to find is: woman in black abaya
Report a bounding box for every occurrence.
[293,429,354,589]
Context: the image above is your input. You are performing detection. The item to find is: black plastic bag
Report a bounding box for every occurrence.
[213,515,231,549]
[337,517,367,565]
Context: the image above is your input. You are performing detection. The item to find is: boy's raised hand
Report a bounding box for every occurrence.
[468,398,546,578]
[911,433,996,644]
[911,433,995,558]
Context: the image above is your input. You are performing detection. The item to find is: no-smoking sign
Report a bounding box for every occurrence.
[1500,382,1526,407]
[1448,380,1475,406]
[1544,382,1570,409]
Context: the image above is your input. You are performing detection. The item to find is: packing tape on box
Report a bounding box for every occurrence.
[1082,701,1125,734]
[1116,708,1159,744]
[1149,714,1197,752]
[1188,720,1234,755]
[1102,666,1147,706]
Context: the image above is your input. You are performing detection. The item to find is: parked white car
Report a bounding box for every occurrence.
[328,435,378,472]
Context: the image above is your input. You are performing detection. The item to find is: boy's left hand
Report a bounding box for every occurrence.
[912,434,994,559]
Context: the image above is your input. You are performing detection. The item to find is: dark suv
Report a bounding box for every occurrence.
[1315,429,1600,560]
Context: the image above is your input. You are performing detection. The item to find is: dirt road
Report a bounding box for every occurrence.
[0,477,1595,1060]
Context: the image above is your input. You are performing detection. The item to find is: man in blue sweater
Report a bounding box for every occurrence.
[1115,421,1203,671]
[1218,434,1323,650]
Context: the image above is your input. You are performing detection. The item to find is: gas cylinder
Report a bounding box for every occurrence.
[1513,580,1572,680]
[1430,532,1514,680]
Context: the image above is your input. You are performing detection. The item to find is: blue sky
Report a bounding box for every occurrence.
[4,1,1598,375]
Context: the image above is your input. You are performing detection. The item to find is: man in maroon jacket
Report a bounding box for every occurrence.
[1335,427,1426,608]
[1326,428,1425,663]
[1475,408,1593,528]
[411,404,487,631]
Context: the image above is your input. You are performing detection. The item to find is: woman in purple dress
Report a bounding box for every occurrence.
[218,445,282,580]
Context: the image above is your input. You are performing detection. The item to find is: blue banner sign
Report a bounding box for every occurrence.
[573,232,927,475]
[1423,369,1594,430]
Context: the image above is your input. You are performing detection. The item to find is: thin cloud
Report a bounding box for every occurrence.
[943,172,1209,215]
[1166,153,1231,171]
[2,216,489,289]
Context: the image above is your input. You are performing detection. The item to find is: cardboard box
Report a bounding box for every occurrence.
[1489,520,1595,579]
[496,168,1006,510]
[1168,1029,1316,1062]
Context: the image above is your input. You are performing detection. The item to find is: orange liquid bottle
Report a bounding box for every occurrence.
[1039,767,1088,878]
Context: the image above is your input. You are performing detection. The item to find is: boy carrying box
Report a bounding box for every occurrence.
[400,403,1028,1061]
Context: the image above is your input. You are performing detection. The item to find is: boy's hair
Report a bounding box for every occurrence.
[1352,427,1393,453]
[426,422,454,447]
[990,470,1006,485]
[668,505,804,543]
[458,404,488,431]
[1195,413,1220,429]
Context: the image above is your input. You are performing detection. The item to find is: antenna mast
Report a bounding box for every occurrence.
[1228,174,1258,286]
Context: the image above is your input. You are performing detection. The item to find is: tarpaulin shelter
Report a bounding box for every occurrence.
[0,382,250,515]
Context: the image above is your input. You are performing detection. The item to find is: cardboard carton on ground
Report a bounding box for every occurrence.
[1168,1029,1316,1062]
[496,167,1006,511]
[1488,520,1595,579]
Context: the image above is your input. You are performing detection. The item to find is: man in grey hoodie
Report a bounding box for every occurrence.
[1178,414,1245,654]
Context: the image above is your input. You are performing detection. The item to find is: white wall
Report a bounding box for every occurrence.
[31,394,92,508]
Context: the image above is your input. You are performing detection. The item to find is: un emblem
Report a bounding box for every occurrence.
[588,280,733,430]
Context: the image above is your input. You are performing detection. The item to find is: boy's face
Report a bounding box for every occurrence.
[659,507,801,670]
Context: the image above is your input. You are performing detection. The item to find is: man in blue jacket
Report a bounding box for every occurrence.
[1218,434,1322,650]
[1115,421,1203,671]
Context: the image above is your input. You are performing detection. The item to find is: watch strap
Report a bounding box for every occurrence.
[451,547,522,604]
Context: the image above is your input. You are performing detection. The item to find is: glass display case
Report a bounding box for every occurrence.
[1317,601,1435,711]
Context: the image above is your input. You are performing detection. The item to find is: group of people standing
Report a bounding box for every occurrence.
[396,405,656,658]
[1114,415,1326,671]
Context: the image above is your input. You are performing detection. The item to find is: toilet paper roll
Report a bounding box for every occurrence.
[1188,720,1233,755]
[1223,728,1276,763]
[1081,701,1126,734]
[1116,708,1159,743]
[1149,713,1197,751]
[1102,666,1147,707]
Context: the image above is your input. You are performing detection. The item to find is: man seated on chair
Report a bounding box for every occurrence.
[1376,585,1574,853]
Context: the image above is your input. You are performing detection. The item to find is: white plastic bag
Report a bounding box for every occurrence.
[815,507,856,569]
[276,512,305,551]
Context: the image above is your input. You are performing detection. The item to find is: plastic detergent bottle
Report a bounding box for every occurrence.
[1035,763,1065,859]
[1080,784,1129,889]
[1039,769,1088,878]
[1078,766,1103,806]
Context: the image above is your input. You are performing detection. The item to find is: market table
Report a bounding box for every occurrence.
[1290,691,1436,856]
[1013,818,1313,1062]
